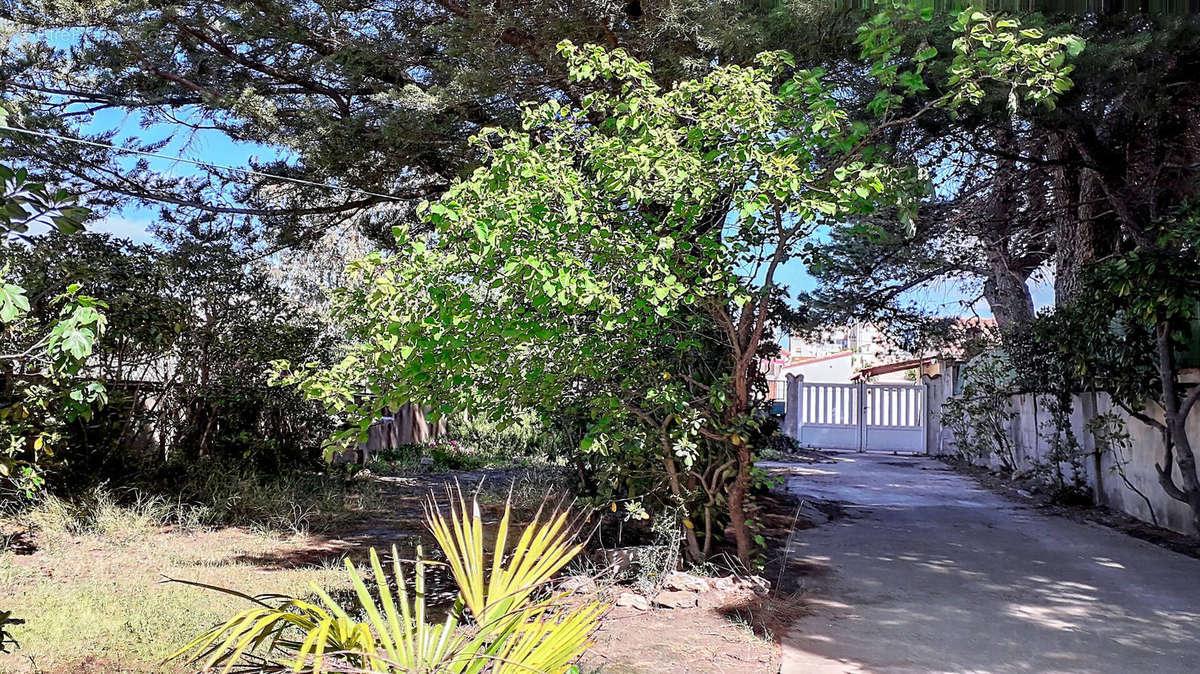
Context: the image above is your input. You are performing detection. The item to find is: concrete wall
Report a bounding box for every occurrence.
[781,354,854,383]
[924,368,1197,535]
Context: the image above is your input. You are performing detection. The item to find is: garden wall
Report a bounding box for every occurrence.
[924,368,1198,535]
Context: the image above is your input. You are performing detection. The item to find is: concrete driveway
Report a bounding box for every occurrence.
[775,452,1200,674]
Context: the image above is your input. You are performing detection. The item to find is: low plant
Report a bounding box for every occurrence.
[1089,411,1160,526]
[16,487,173,548]
[940,350,1020,470]
[171,487,606,673]
[1029,395,1091,505]
[170,464,381,534]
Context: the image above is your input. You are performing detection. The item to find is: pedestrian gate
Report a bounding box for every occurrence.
[783,380,927,453]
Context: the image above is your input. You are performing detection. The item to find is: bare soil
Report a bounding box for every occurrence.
[582,602,780,673]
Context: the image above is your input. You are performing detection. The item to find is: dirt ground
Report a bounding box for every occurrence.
[582,604,779,674]
[1,468,788,673]
[774,451,1200,674]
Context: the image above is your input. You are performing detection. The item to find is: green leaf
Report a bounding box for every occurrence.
[0,282,30,323]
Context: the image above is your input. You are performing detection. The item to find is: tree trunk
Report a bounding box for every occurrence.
[980,124,1035,328]
[726,443,753,565]
[1050,142,1118,306]
[661,435,704,562]
[981,247,1035,328]
[725,357,755,566]
[1154,320,1200,532]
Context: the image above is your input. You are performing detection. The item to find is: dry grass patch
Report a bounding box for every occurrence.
[0,525,352,673]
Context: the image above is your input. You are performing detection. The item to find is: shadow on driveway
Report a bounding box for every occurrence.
[774,452,1200,674]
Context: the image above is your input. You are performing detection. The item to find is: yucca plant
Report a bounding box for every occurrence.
[170,488,606,673]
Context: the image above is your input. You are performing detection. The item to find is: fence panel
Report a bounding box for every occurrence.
[786,380,926,453]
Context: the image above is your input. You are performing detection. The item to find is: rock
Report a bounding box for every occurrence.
[663,571,710,593]
[616,592,649,611]
[653,590,698,609]
[696,588,733,609]
[593,547,643,573]
[710,574,770,597]
[711,575,740,592]
[747,575,771,596]
[559,575,597,595]
[1017,489,1033,498]
[419,456,435,466]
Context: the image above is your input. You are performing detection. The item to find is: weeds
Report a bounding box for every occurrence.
[5,466,381,549]
[172,466,380,534]
[723,591,808,643]
[17,488,175,548]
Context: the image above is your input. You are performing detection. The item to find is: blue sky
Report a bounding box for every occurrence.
[771,254,1053,320]
[79,107,288,245]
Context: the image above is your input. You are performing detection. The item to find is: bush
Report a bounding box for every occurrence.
[171,488,604,673]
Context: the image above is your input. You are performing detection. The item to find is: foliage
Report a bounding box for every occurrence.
[0,157,88,241]
[172,489,604,673]
[283,4,1079,564]
[1057,219,1200,528]
[811,12,1199,338]
[1,232,337,486]
[0,281,107,496]
[1,162,107,497]
[939,350,1018,470]
[367,441,494,474]
[2,1,862,246]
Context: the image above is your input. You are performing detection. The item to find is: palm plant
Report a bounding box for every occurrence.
[170,488,605,673]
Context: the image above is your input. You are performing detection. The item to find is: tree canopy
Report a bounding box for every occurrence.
[1,0,853,248]
[284,4,1081,563]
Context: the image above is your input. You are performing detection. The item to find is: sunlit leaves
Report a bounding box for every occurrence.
[0,281,29,323]
[1,269,107,496]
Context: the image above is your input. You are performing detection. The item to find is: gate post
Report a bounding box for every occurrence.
[783,374,798,440]
[921,379,930,455]
[857,379,867,453]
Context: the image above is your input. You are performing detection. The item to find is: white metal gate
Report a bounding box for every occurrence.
[785,380,926,453]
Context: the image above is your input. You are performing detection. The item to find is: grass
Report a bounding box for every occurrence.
[0,465,566,672]
[0,524,352,672]
[0,468,385,671]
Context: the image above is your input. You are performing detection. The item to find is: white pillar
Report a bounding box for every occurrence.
[857,379,867,452]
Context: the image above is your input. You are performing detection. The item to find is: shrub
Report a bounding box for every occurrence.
[171,488,605,673]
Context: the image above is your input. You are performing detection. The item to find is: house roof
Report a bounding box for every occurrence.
[784,350,853,368]
[852,356,936,380]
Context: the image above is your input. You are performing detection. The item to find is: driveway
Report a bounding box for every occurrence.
[775,452,1200,674]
